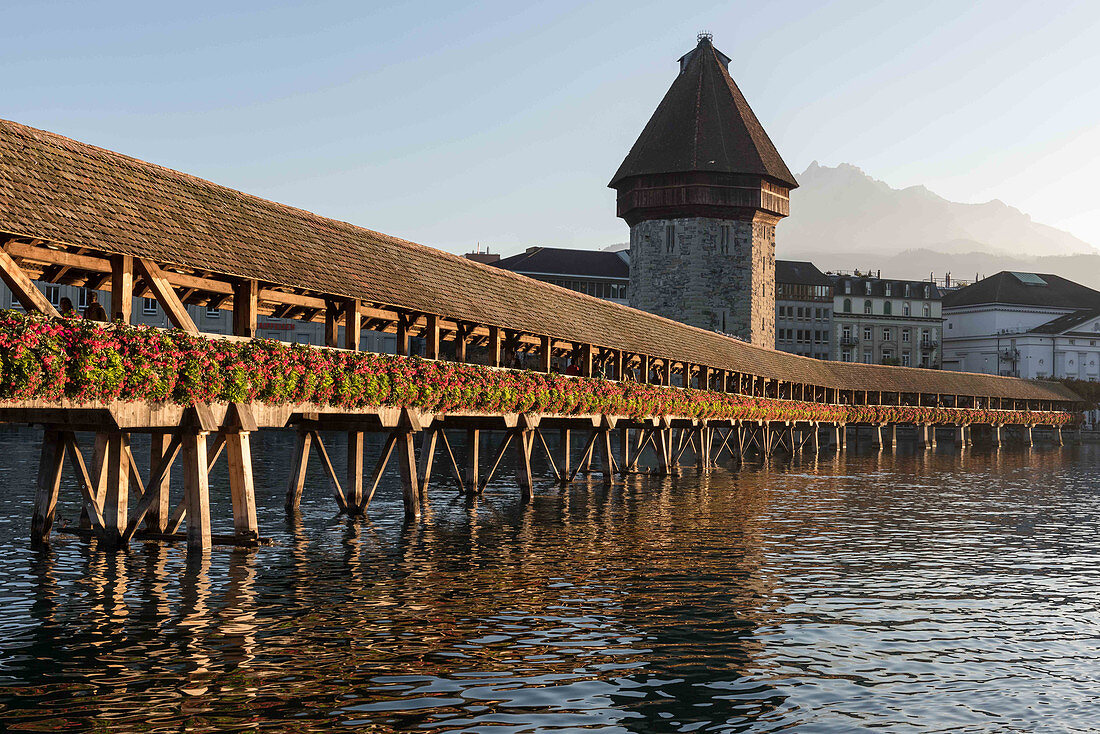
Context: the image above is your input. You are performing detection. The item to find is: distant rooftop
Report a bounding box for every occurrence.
[492,247,629,279]
[944,271,1100,310]
[776,260,831,287]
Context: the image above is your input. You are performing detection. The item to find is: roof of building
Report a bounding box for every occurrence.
[0,118,1077,403]
[1029,308,1100,335]
[492,247,629,279]
[831,274,941,300]
[776,260,831,287]
[943,271,1100,310]
[608,37,798,189]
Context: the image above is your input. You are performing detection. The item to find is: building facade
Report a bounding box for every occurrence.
[609,35,798,347]
[942,271,1100,381]
[775,260,833,360]
[487,247,629,305]
[831,273,943,367]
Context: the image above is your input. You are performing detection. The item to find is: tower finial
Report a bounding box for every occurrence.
[697,31,712,44]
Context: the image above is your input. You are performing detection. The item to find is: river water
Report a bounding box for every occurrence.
[0,426,1097,732]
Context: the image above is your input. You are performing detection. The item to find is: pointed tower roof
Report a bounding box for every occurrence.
[610,36,798,189]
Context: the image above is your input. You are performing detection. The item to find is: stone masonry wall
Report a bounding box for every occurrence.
[628,216,775,348]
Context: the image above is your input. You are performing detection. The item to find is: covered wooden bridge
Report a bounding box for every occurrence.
[0,119,1082,553]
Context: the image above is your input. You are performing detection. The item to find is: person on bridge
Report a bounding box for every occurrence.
[59,298,80,319]
[82,292,107,322]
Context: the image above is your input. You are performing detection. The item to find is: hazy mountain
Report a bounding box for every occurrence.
[782,162,1096,258]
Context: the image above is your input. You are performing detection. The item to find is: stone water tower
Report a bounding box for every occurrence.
[610,34,798,348]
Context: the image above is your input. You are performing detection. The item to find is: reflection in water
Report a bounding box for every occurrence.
[0,428,1098,732]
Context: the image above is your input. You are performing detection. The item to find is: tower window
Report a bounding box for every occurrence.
[664,224,675,254]
[719,225,730,255]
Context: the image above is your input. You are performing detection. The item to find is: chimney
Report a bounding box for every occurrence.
[464,250,500,264]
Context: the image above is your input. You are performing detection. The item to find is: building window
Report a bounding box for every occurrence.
[904,284,911,297]
[924,285,931,298]
[884,283,892,296]
[78,288,90,309]
[863,352,874,364]
[901,352,911,367]
[864,300,872,314]
[923,304,931,317]
[843,298,852,313]
[45,286,61,307]
[865,282,872,295]
[664,224,675,254]
[884,301,892,315]
[842,350,852,362]
[205,306,221,319]
[864,327,873,341]
[719,225,730,255]
[903,302,911,316]
[902,328,910,342]
[882,328,892,341]
[843,281,851,294]
[143,298,158,315]
[777,305,785,318]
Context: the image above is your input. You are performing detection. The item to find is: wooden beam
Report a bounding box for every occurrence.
[31,430,65,544]
[136,258,198,332]
[539,335,552,373]
[0,247,60,317]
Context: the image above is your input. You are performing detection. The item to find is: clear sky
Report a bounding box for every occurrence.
[4,0,1099,256]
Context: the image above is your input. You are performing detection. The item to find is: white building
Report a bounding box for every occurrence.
[830,273,943,367]
[942,271,1100,426]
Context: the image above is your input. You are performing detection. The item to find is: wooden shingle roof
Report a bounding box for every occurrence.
[609,37,798,189]
[0,118,1079,403]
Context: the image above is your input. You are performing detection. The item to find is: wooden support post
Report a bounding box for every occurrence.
[619,427,630,476]
[811,422,820,453]
[110,254,133,323]
[145,432,173,532]
[655,428,670,476]
[285,430,312,512]
[1025,426,1033,446]
[325,304,339,347]
[559,428,571,483]
[579,343,593,377]
[1056,426,1064,446]
[515,430,534,500]
[101,433,130,546]
[599,429,614,481]
[488,325,502,367]
[418,429,438,501]
[226,429,258,542]
[927,424,937,448]
[31,430,65,545]
[424,314,440,360]
[872,424,883,450]
[539,335,552,373]
[346,431,365,512]
[233,278,259,338]
[343,299,361,351]
[464,429,480,494]
[362,432,399,511]
[992,424,1001,446]
[182,430,212,553]
[836,424,845,453]
[396,431,420,519]
[455,323,471,363]
[396,313,410,356]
